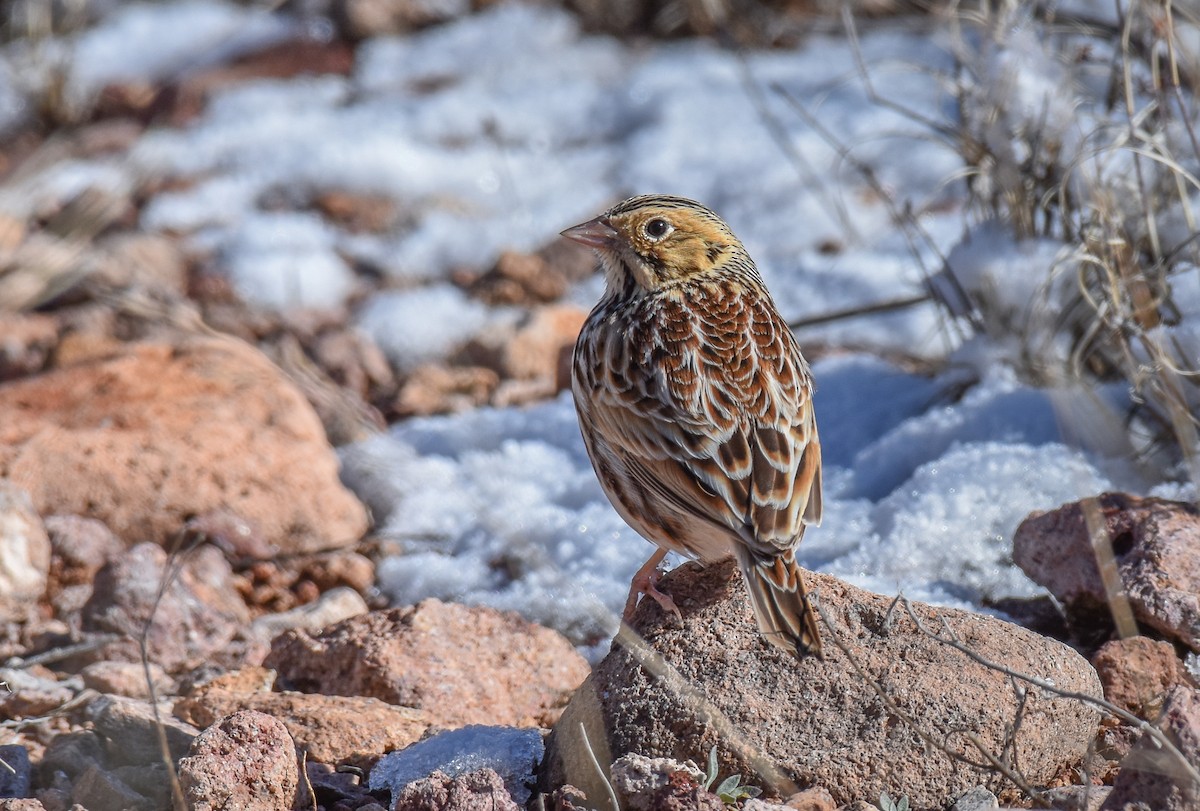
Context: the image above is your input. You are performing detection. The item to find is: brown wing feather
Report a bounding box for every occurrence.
[577,279,821,560]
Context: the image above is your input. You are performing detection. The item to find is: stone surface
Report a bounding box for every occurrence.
[391,769,521,811]
[542,559,1103,810]
[0,313,56,383]
[1044,785,1111,811]
[1091,636,1190,716]
[0,800,44,810]
[782,786,836,811]
[1102,686,1200,811]
[265,600,589,727]
[368,726,542,806]
[499,304,586,385]
[250,586,369,640]
[177,710,299,811]
[951,786,999,811]
[70,765,150,811]
[0,745,31,799]
[0,338,369,556]
[79,661,174,700]
[394,363,498,418]
[1014,493,1200,650]
[609,753,716,811]
[175,676,429,767]
[88,695,199,767]
[80,542,249,673]
[0,482,50,623]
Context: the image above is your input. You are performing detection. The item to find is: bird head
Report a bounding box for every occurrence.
[561,195,746,294]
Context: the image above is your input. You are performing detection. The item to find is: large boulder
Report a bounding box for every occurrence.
[0,337,369,557]
[541,558,1102,810]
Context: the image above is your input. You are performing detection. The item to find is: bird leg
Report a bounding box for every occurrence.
[623,548,682,621]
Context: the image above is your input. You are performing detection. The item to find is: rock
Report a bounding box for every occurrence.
[265,600,589,728]
[79,661,174,700]
[91,232,186,294]
[43,515,123,584]
[1102,686,1200,811]
[951,786,998,811]
[393,364,498,418]
[782,786,836,811]
[178,710,299,811]
[500,304,586,385]
[81,542,249,672]
[0,338,369,557]
[250,586,369,640]
[0,313,56,383]
[1091,636,1190,716]
[304,761,377,809]
[368,726,542,806]
[608,754,720,811]
[0,800,44,810]
[0,483,50,623]
[88,695,198,766]
[38,730,106,782]
[296,550,375,594]
[311,190,397,233]
[469,250,571,306]
[0,667,73,720]
[389,769,520,811]
[542,559,1102,810]
[1044,785,1111,811]
[0,745,31,799]
[1014,494,1200,650]
[175,676,429,767]
[70,765,150,811]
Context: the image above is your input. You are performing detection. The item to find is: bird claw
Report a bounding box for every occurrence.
[623,552,682,622]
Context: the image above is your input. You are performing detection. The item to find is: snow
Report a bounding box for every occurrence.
[367,725,543,806]
[8,0,1194,657]
[342,354,1125,656]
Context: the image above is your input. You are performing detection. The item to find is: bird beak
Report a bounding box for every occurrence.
[561,216,618,250]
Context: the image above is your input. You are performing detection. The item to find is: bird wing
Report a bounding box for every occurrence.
[587,287,821,557]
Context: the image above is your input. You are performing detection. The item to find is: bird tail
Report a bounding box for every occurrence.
[735,547,824,659]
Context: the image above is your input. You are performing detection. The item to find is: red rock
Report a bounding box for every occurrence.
[79,661,174,700]
[392,769,520,811]
[81,543,249,673]
[175,680,428,767]
[393,364,499,418]
[1102,686,1200,810]
[264,600,589,728]
[0,338,369,557]
[178,710,299,811]
[1014,494,1200,651]
[469,250,570,306]
[1091,636,1190,715]
[501,304,587,385]
[543,559,1102,810]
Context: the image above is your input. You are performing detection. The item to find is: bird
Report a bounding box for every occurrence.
[562,194,825,658]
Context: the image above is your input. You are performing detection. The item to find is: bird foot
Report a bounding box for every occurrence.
[623,552,682,622]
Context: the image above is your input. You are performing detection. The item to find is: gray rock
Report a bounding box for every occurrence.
[369,725,542,806]
[0,745,31,799]
[542,559,1103,810]
[951,786,998,811]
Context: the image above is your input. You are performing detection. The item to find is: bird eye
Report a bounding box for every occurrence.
[643,218,671,240]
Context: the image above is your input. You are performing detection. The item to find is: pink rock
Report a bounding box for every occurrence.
[1102,686,1200,811]
[178,710,299,811]
[1014,493,1200,651]
[0,338,369,557]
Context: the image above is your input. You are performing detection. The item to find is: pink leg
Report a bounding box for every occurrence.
[623,548,682,621]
